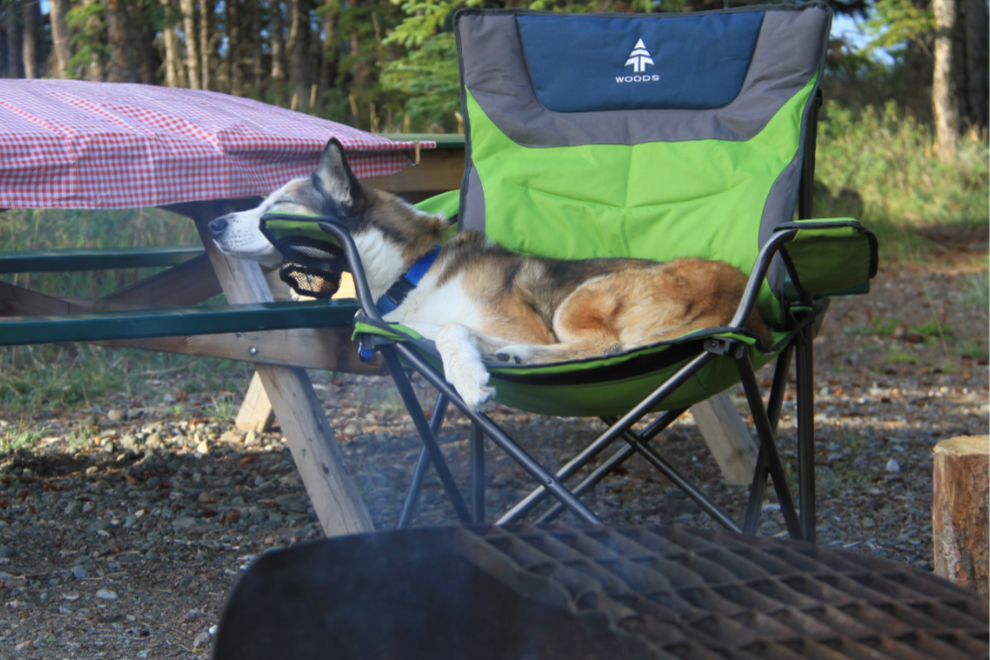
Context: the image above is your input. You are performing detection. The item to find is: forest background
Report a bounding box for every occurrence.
[0,0,985,146]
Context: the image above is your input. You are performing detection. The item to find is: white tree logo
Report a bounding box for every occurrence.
[624,39,654,73]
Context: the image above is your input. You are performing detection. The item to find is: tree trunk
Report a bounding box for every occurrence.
[161,0,180,86]
[933,436,989,596]
[317,0,336,102]
[127,0,157,84]
[250,0,264,96]
[105,0,134,82]
[0,15,8,78]
[49,0,72,78]
[227,0,242,95]
[181,0,200,89]
[287,0,311,106]
[21,0,40,78]
[81,0,105,81]
[199,0,212,90]
[270,0,286,104]
[932,0,959,160]
[5,1,24,79]
[962,0,988,131]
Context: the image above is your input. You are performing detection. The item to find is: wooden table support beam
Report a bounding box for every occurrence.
[181,201,374,537]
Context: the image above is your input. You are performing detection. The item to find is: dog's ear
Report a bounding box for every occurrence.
[314,138,365,215]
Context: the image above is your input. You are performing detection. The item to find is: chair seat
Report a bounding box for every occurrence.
[354,318,792,417]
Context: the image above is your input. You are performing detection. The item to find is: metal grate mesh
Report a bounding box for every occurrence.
[453,524,989,660]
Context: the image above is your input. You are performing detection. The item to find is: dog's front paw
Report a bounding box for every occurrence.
[448,361,495,411]
[494,344,537,365]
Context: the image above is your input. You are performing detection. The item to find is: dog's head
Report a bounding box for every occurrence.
[208,138,453,272]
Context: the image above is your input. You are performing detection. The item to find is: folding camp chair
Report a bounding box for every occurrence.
[261,2,877,541]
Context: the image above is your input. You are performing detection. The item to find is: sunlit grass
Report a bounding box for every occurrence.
[813,100,989,264]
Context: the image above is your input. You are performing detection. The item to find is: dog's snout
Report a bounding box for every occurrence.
[209,216,229,239]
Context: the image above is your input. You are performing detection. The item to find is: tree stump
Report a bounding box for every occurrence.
[932,435,988,595]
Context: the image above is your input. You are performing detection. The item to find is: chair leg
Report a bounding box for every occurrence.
[470,422,485,524]
[392,342,603,525]
[497,352,716,524]
[398,394,451,528]
[796,324,817,543]
[380,347,474,524]
[618,425,743,533]
[743,344,793,534]
[736,350,803,540]
[534,410,684,524]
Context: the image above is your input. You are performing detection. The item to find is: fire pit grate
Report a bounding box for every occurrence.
[214,524,988,660]
[452,524,989,660]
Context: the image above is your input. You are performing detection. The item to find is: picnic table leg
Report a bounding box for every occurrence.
[232,270,302,433]
[690,392,759,486]
[235,372,276,433]
[190,210,374,537]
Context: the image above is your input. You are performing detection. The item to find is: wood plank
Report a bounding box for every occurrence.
[183,201,374,536]
[103,254,222,306]
[362,149,464,194]
[690,392,759,485]
[235,372,276,433]
[933,435,989,595]
[0,280,384,373]
[97,328,385,373]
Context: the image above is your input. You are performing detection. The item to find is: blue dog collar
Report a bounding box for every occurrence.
[374,245,441,317]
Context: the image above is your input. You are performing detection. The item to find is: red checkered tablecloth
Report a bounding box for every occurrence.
[0,80,434,209]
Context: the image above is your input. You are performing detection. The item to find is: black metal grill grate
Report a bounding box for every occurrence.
[453,524,989,660]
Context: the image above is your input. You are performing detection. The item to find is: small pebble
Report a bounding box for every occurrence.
[95,589,117,600]
[192,629,212,649]
[107,410,125,423]
[885,458,901,473]
[70,566,87,579]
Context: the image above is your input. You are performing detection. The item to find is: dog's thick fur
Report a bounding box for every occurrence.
[210,139,771,409]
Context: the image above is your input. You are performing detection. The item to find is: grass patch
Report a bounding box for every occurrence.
[0,343,253,413]
[845,316,954,344]
[813,100,988,264]
[0,207,201,298]
[885,349,918,364]
[816,465,870,499]
[209,394,240,423]
[962,272,989,309]
[0,428,41,453]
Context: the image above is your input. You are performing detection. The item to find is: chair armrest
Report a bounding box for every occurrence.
[775,218,879,299]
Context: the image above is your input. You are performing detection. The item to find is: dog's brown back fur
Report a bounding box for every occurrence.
[424,231,771,362]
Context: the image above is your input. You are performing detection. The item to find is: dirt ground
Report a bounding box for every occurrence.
[0,230,987,659]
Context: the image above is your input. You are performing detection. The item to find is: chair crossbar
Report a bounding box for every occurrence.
[796,324,817,542]
[743,343,794,534]
[392,341,603,525]
[398,394,451,528]
[497,350,715,524]
[470,422,486,524]
[737,349,803,539]
[381,348,474,524]
[534,409,685,525]
[504,407,682,524]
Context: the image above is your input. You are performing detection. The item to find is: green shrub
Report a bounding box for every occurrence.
[814,100,989,228]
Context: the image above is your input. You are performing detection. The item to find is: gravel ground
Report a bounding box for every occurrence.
[0,234,987,659]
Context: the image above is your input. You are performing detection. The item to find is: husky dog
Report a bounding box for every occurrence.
[209,138,771,410]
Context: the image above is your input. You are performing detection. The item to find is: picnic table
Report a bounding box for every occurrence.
[0,79,463,536]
